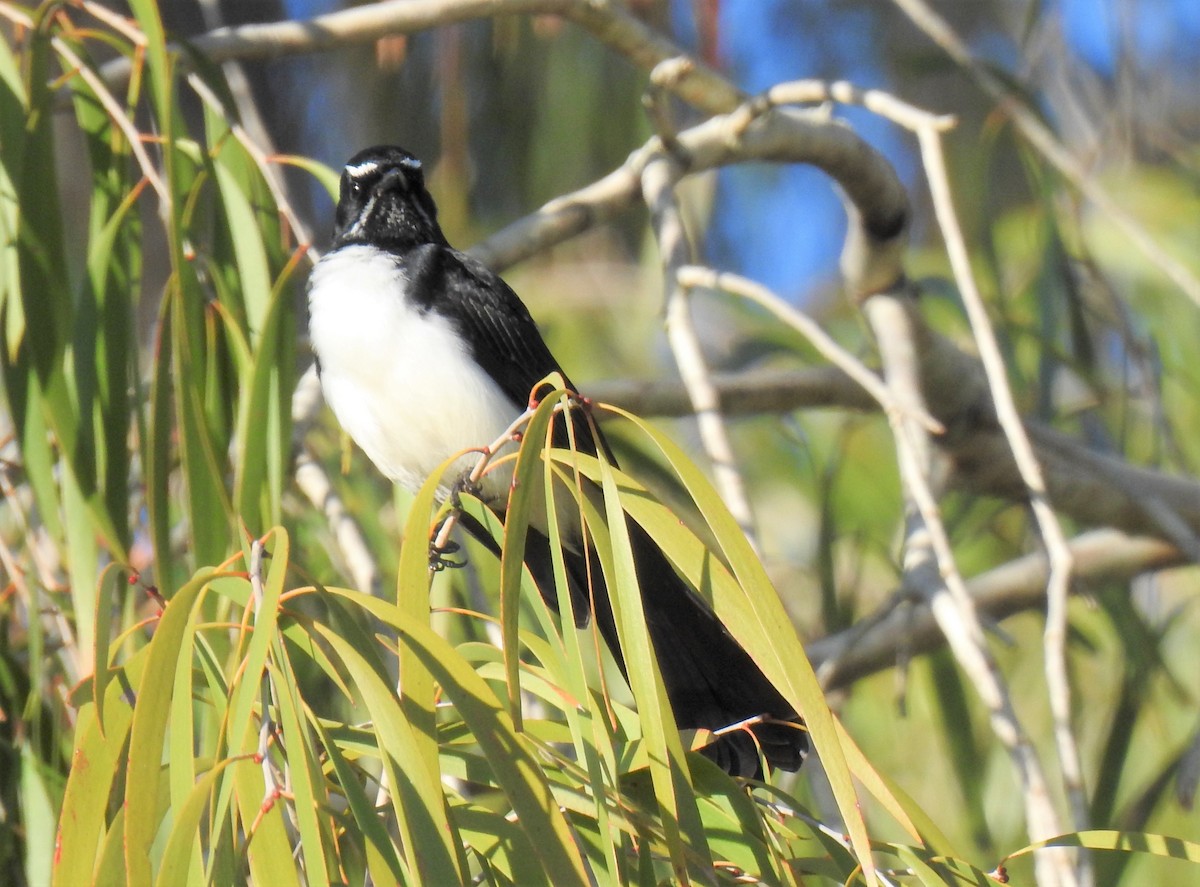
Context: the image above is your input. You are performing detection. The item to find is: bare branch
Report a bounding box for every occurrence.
[919,123,1090,880]
[293,445,380,596]
[462,75,1200,559]
[862,290,1073,887]
[642,147,760,548]
[584,366,878,418]
[811,530,1182,690]
[474,100,908,289]
[581,364,1200,555]
[92,0,743,116]
[889,297,1200,555]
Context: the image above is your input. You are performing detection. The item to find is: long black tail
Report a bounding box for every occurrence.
[522,517,807,778]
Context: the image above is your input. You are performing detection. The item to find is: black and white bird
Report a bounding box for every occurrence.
[307,145,806,778]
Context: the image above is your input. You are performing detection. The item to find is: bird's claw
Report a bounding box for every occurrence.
[429,539,467,572]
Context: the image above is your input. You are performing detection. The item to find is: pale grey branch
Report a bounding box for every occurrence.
[92,0,743,115]
[811,530,1181,691]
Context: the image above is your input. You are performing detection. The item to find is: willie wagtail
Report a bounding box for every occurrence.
[307,145,806,777]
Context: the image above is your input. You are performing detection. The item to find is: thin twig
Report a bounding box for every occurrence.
[642,152,760,549]
[862,291,1074,887]
[50,38,169,204]
[918,124,1090,883]
[429,405,535,558]
[739,79,956,134]
[676,265,941,436]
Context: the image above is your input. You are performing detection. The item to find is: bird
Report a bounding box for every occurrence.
[307,145,806,778]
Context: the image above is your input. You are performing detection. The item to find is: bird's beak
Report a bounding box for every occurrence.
[377,167,407,193]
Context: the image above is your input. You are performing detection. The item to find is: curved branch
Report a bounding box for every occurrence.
[92,0,743,115]
[473,99,909,295]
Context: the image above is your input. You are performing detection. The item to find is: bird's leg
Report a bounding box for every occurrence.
[428,471,488,571]
[449,471,485,509]
[427,408,537,573]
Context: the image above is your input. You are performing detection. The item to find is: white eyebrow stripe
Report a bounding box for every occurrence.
[398,156,422,170]
[346,160,379,178]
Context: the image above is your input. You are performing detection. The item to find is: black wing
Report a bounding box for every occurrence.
[404,244,806,777]
[404,244,607,458]
[404,242,608,616]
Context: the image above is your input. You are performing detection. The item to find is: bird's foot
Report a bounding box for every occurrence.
[428,538,467,572]
[449,471,484,509]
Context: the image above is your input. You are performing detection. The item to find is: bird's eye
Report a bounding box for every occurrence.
[348,180,363,197]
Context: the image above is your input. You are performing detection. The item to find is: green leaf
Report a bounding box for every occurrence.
[153,759,237,887]
[54,646,150,887]
[319,585,591,885]
[60,462,100,659]
[68,46,142,553]
[564,406,887,882]
[395,455,450,810]
[499,387,564,722]
[92,805,126,887]
[171,289,234,567]
[21,743,57,887]
[541,450,626,885]
[232,262,296,537]
[124,0,171,128]
[454,804,553,886]
[0,29,27,359]
[166,591,201,884]
[124,567,219,887]
[272,154,341,201]
[310,621,465,885]
[91,564,126,735]
[311,716,408,885]
[269,618,335,885]
[595,451,711,880]
[1005,830,1200,865]
[145,294,175,587]
[208,136,273,337]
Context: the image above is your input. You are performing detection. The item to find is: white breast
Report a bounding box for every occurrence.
[307,245,521,499]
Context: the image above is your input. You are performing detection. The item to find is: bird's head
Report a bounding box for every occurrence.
[332,146,447,251]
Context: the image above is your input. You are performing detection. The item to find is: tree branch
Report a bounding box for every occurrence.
[584,365,878,418]
[91,0,744,115]
[811,530,1181,691]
